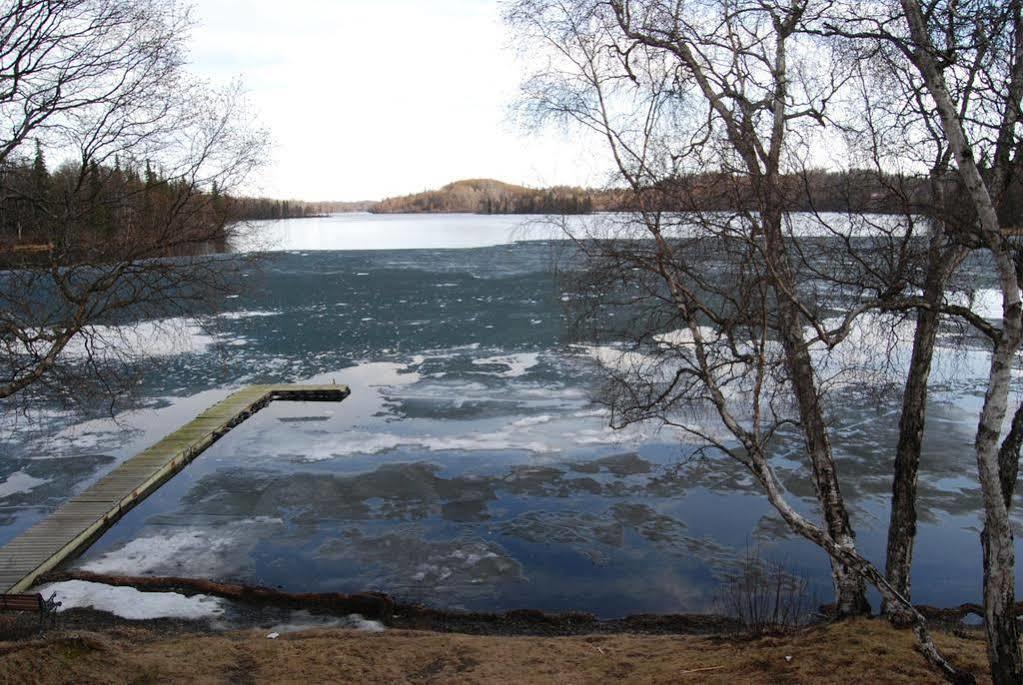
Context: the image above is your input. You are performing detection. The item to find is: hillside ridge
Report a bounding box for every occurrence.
[371,178,594,215]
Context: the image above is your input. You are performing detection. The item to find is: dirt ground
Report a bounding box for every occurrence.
[0,618,994,684]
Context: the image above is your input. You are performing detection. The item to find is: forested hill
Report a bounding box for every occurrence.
[368,173,1023,219]
[369,174,912,216]
[370,179,595,215]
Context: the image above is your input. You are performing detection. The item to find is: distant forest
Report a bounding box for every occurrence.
[5,152,1019,251]
[370,172,1023,222]
[0,146,373,254]
[631,170,1021,220]
[0,144,232,254]
[231,198,376,220]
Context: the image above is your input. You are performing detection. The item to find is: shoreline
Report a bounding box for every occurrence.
[0,613,990,683]
[37,570,997,638]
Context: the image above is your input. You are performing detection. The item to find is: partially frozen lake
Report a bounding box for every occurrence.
[2,213,1018,618]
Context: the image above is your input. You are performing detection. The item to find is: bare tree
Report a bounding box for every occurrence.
[507,0,979,681]
[0,0,267,416]
[826,30,972,625]
[821,1,1023,680]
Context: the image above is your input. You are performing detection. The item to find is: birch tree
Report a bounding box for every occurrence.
[507,0,985,681]
[828,26,975,624]
[823,0,1023,680]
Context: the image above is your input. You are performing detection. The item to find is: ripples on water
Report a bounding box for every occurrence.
[2,213,1019,618]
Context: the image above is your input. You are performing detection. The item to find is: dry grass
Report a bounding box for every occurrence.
[0,618,993,684]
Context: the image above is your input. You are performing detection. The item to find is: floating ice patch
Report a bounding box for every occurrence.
[945,288,1002,320]
[470,352,541,378]
[581,344,658,374]
[0,470,47,499]
[38,581,223,620]
[295,432,405,459]
[80,519,283,577]
[58,318,218,359]
[320,533,523,591]
[653,326,717,347]
[574,427,646,447]
[299,430,560,460]
[218,310,280,320]
[510,415,554,428]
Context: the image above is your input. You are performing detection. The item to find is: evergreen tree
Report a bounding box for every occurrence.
[31,140,49,198]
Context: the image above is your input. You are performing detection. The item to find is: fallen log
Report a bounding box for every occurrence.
[42,570,396,620]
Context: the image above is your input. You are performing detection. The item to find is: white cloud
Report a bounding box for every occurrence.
[188,0,607,200]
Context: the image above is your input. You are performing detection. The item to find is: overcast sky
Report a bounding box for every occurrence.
[189,0,603,201]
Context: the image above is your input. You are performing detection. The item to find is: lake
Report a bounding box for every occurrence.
[1,212,1016,621]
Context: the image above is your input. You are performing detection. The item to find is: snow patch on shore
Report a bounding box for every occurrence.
[266,611,385,634]
[38,581,223,620]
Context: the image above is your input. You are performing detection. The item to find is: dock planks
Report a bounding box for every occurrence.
[0,384,349,593]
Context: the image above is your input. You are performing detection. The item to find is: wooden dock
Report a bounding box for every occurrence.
[0,384,349,593]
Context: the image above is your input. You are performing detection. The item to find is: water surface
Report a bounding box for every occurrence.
[2,213,1017,617]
